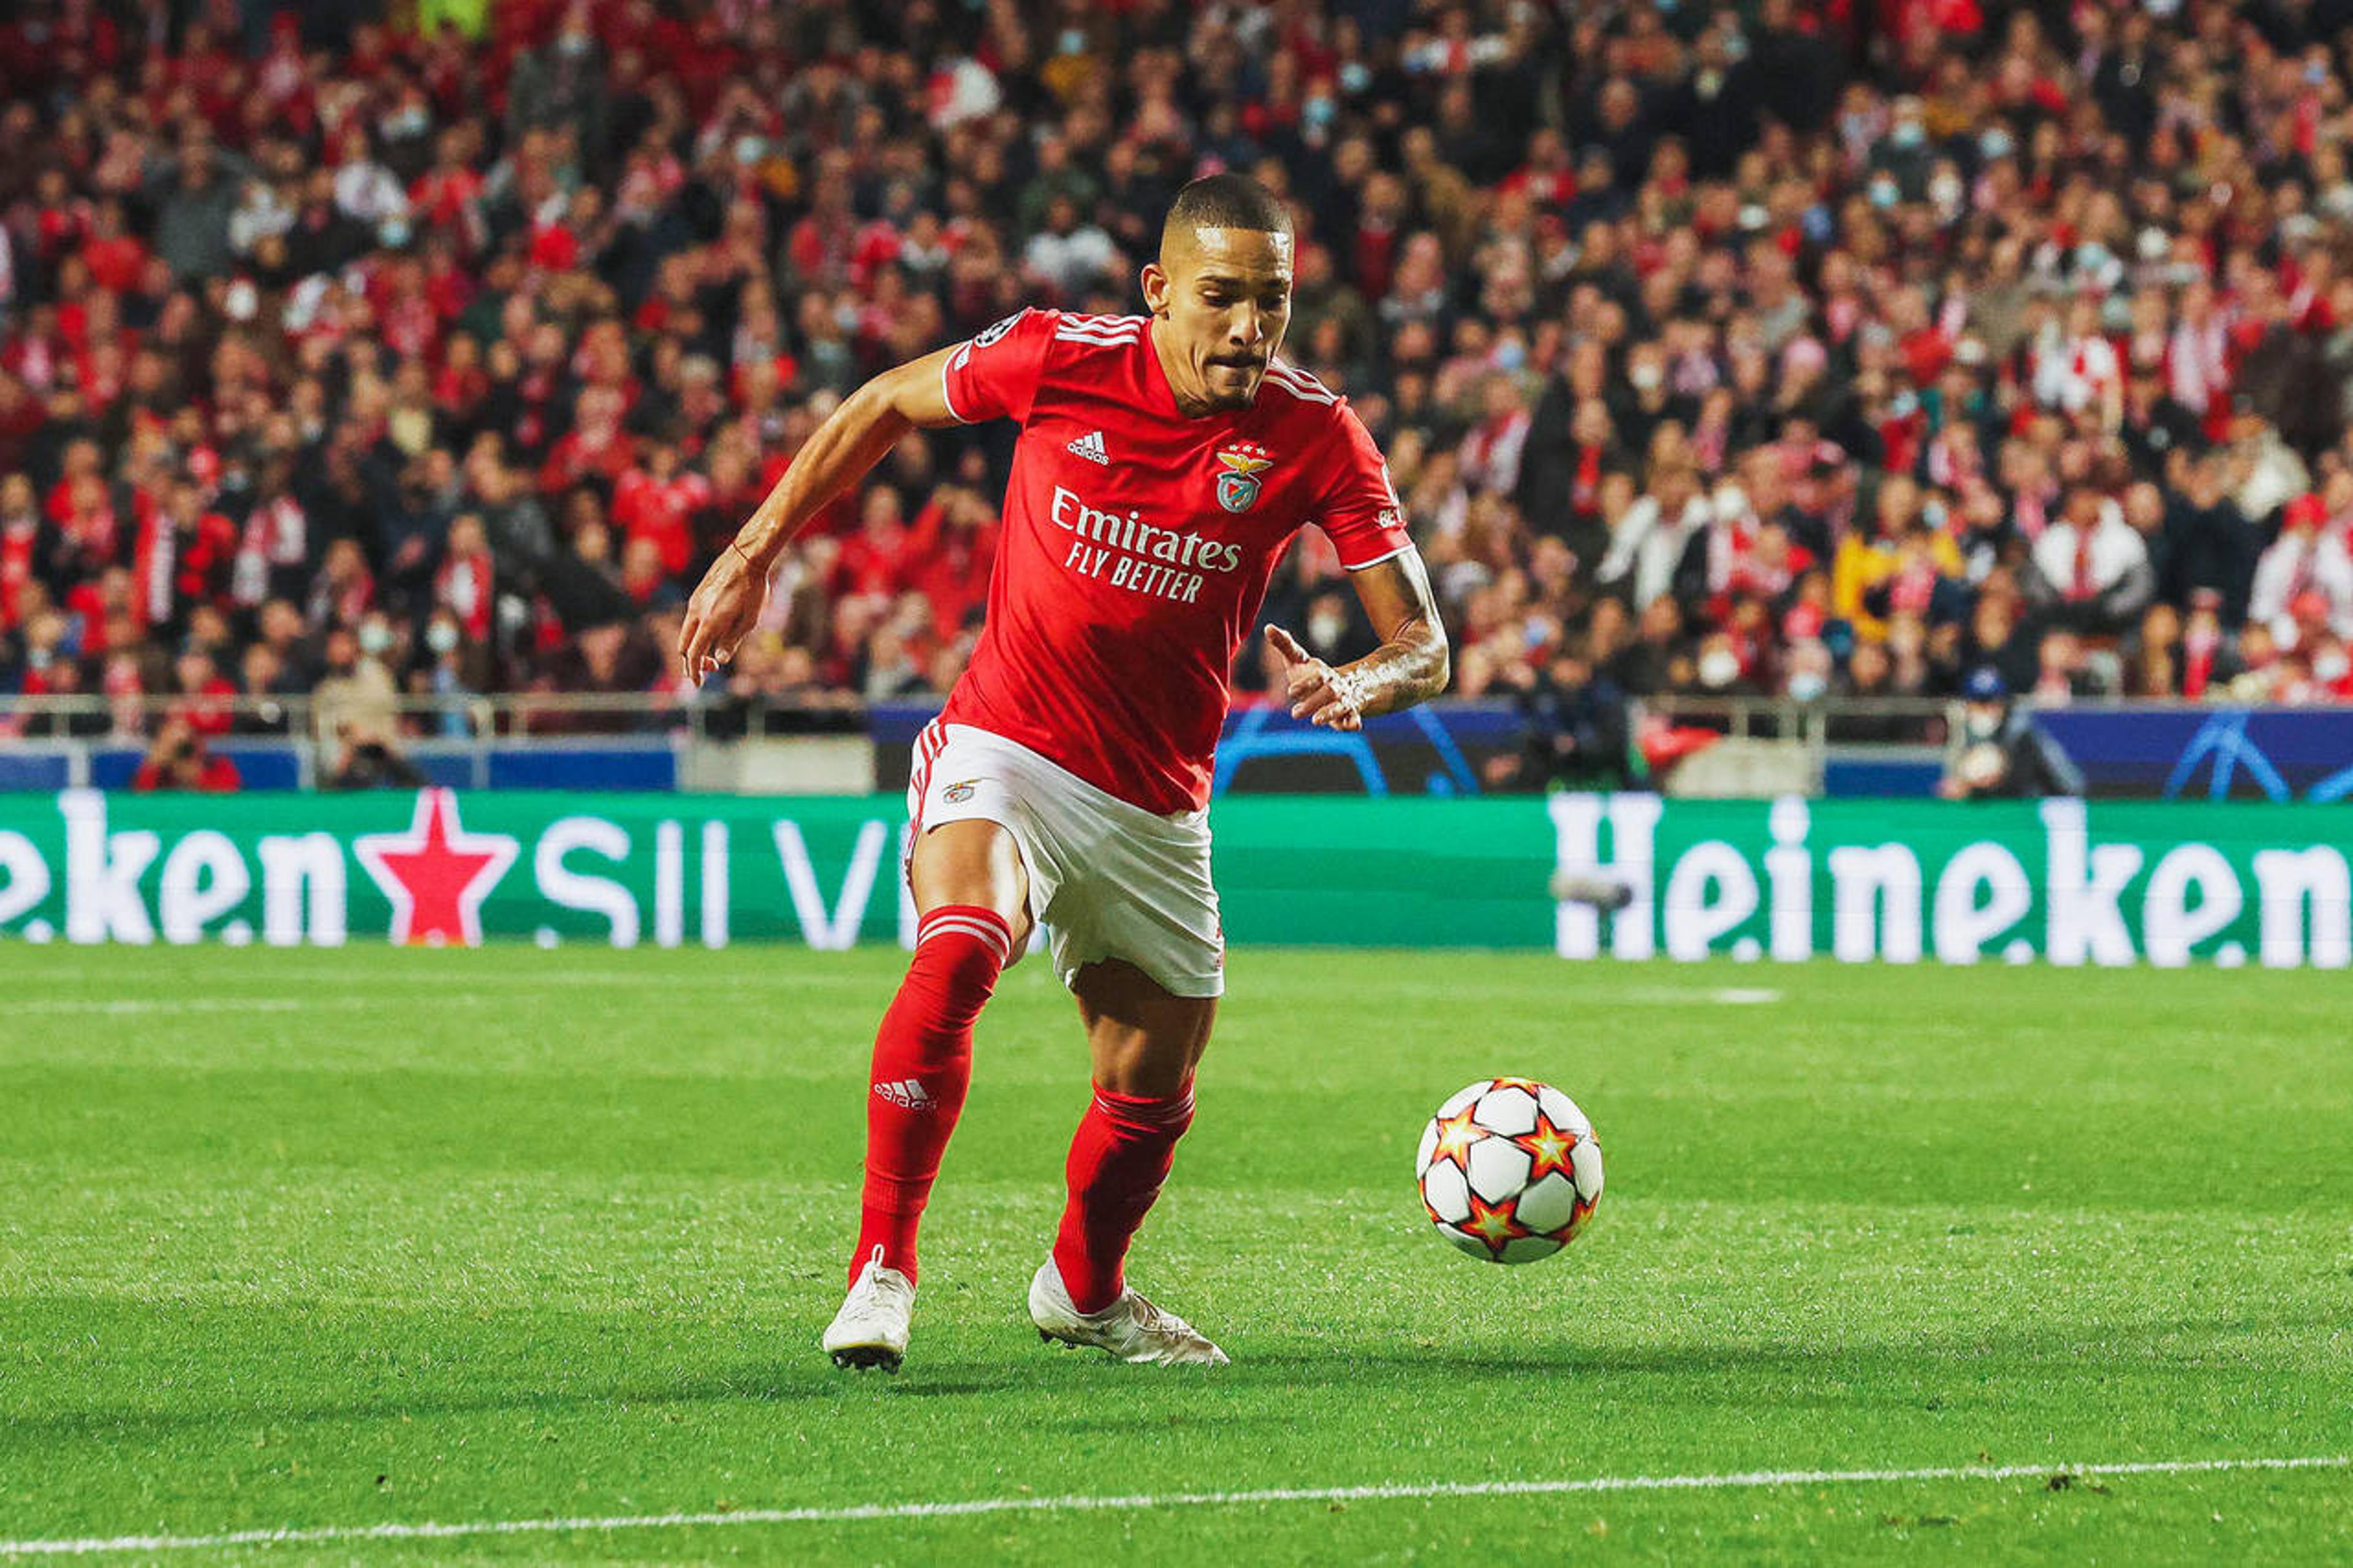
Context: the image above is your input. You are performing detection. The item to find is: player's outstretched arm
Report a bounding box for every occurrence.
[678,346,964,679]
[1267,548,1449,731]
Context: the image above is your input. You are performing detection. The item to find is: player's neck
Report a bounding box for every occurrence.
[1147,317,1227,421]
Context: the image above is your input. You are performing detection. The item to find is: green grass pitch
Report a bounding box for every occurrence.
[3,945,2349,1564]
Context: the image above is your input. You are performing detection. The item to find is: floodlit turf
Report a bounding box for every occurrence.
[3,946,2349,1565]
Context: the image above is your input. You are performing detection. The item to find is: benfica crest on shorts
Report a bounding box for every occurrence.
[1214,441,1274,513]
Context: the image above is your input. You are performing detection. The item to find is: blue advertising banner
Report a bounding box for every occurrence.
[2034,708,2353,801]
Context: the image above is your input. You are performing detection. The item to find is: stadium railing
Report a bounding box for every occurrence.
[0,691,1961,797]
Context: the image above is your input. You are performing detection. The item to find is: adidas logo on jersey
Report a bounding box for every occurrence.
[873,1078,936,1111]
[1067,430,1110,465]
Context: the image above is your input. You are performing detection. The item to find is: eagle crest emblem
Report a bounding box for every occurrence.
[1214,441,1275,513]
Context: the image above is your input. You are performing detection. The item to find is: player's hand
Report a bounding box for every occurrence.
[678,543,770,681]
[1265,624,1366,732]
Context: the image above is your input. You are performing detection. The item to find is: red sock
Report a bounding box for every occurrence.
[1051,1081,1197,1313]
[851,905,1010,1287]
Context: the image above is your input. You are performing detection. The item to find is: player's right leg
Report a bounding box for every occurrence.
[823,818,1033,1371]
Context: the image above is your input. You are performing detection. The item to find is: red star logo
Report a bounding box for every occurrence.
[1428,1106,1482,1173]
[1516,1112,1585,1183]
[354,789,520,947]
[1461,1191,1532,1257]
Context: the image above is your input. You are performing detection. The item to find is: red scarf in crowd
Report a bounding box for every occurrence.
[0,513,36,628]
[436,547,494,639]
[232,495,308,606]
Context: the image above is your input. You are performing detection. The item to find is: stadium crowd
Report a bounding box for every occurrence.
[7,0,2353,783]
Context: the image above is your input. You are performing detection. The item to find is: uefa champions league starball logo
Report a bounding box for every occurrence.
[1213,441,1274,513]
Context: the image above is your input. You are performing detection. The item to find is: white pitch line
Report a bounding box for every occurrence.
[0,1454,2341,1558]
[14,999,319,1016]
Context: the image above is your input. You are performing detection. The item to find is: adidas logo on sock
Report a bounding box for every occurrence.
[873,1078,936,1110]
[1066,430,1110,465]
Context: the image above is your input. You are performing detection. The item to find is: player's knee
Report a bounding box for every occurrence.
[926,930,1006,999]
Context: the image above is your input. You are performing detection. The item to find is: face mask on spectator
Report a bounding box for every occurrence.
[1891,121,1925,150]
[2316,649,2351,684]
[1869,178,1899,209]
[225,279,259,321]
[1787,671,1827,702]
[427,621,460,656]
[1631,364,1663,392]
[359,624,393,657]
[1979,129,2014,161]
[1699,648,1740,688]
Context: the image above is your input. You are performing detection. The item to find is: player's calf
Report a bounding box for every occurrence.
[1051,1081,1195,1312]
[849,904,1013,1292]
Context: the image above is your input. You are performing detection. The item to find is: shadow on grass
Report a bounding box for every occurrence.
[5,1293,2324,1445]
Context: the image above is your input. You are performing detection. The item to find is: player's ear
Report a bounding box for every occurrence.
[1141,260,1170,317]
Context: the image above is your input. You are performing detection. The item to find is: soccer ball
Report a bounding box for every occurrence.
[1415,1078,1603,1263]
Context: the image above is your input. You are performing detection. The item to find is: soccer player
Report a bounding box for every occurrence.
[678,174,1449,1369]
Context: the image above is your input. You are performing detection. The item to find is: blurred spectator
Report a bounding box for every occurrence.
[2025,487,2153,637]
[2248,493,2353,647]
[313,623,422,789]
[1491,643,1632,791]
[1940,669,2083,800]
[132,718,241,792]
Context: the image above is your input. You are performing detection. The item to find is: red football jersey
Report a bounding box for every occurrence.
[936,308,1411,814]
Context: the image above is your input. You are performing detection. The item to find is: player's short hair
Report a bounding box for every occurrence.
[1162,174,1294,244]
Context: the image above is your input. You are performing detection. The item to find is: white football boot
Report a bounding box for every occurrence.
[822,1246,914,1371]
[1028,1257,1229,1366]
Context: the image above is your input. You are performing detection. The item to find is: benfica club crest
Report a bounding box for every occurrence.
[1214,441,1275,513]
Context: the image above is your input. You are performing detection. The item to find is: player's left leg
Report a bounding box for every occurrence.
[1029,958,1227,1365]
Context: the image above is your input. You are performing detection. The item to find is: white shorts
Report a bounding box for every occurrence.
[907,720,1225,999]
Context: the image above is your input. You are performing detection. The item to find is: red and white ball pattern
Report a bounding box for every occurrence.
[1415,1078,1604,1263]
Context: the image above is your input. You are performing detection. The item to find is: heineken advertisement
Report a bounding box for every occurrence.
[0,789,2344,969]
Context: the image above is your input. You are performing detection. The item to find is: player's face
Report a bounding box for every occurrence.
[1149,227,1294,413]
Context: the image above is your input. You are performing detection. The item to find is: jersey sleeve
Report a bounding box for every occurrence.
[1312,400,1415,570]
[940,308,1058,425]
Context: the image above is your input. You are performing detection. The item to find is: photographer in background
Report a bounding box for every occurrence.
[132,717,241,793]
[312,623,425,789]
[1939,669,2083,801]
[1490,642,1634,792]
